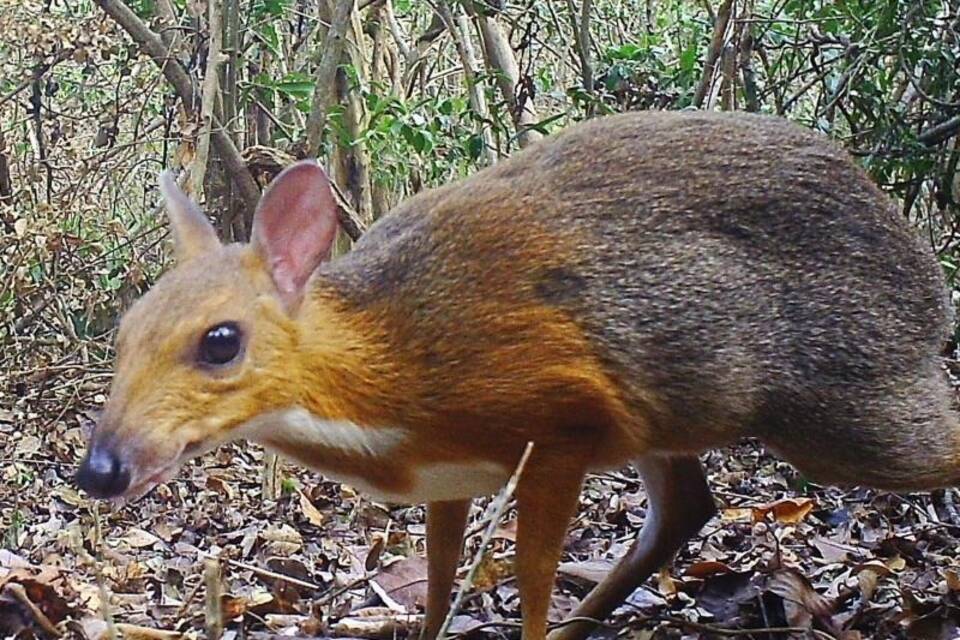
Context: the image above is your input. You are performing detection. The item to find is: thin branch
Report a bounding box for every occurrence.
[919,115,960,147]
[693,0,734,108]
[94,0,261,216]
[329,176,369,241]
[189,0,224,197]
[204,558,224,640]
[384,0,415,64]
[471,6,543,147]
[0,49,73,110]
[436,441,535,640]
[197,550,325,591]
[435,1,496,164]
[304,0,356,157]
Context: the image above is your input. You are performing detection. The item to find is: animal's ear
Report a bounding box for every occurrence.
[251,160,340,305]
[158,171,221,261]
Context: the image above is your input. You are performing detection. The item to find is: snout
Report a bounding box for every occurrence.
[76,443,132,498]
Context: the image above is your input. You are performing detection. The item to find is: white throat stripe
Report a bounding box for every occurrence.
[239,406,406,457]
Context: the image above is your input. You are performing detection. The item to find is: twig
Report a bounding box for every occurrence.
[0,49,73,110]
[434,0,497,165]
[329,178,368,241]
[92,507,119,640]
[205,558,224,640]
[196,550,324,591]
[175,576,205,619]
[315,576,373,606]
[384,0,415,65]
[436,441,536,640]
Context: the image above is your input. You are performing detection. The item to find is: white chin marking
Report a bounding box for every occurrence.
[238,406,407,456]
[338,461,511,504]
[237,406,510,503]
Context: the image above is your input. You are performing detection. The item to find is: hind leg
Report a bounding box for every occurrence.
[548,455,715,640]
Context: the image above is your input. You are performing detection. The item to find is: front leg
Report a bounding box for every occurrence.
[422,499,471,640]
[516,451,587,640]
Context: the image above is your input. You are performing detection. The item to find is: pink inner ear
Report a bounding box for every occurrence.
[252,161,339,299]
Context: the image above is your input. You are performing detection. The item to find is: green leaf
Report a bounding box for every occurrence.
[680,43,698,74]
[253,0,290,17]
[274,80,315,99]
[130,0,157,19]
[466,134,484,160]
[258,23,280,55]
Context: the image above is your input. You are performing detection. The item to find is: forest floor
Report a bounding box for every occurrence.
[5,366,960,640]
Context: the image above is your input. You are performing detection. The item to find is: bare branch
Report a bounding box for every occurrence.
[565,0,595,111]
[94,0,261,216]
[304,0,356,158]
[919,115,960,147]
[436,442,535,640]
[437,1,496,164]
[693,0,734,108]
[189,0,224,197]
[470,5,543,147]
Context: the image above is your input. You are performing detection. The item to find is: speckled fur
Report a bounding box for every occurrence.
[323,110,958,490]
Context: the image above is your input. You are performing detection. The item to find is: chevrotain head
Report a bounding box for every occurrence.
[76,161,340,500]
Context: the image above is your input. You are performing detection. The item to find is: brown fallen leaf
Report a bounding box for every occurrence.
[205,475,234,499]
[721,507,754,522]
[261,524,303,556]
[472,552,513,591]
[557,558,616,585]
[810,535,855,564]
[14,435,40,456]
[767,569,835,630]
[121,528,160,549]
[365,536,386,572]
[370,556,429,612]
[656,567,679,599]
[1,582,62,638]
[0,568,71,628]
[684,560,732,579]
[753,497,815,524]
[946,568,960,593]
[299,489,325,527]
[264,613,308,631]
[221,594,250,619]
[855,561,890,603]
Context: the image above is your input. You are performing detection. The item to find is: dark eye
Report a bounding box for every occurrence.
[198,322,243,366]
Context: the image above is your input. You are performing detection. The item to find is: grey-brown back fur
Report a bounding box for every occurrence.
[321,111,959,491]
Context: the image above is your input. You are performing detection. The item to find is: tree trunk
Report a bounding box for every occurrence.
[469,4,542,148]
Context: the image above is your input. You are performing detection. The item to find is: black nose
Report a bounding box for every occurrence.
[76,444,131,498]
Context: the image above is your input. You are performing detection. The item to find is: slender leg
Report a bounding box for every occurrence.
[548,455,715,640]
[422,499,471,640]
[515,452,588,640]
